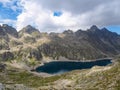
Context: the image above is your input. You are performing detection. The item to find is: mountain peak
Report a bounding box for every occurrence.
[101,27,108,31]
[89,25,99,31]
[25,25,34,29]
[21,25,40,34]
[2,24,9,27]
[1,24,18,37]
[24,25,36,31]
[63,29,73,34]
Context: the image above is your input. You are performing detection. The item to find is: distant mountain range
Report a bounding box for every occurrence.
[0,24,120,61]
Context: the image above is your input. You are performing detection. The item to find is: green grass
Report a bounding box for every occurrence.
[0,60,120,89]
[0,69,61,88]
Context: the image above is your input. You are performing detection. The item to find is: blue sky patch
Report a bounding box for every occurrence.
[53,11,62,17]
[107,26,120,34]
[0,2,21,20]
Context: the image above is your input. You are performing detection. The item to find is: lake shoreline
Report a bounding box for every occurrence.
[32,58,112,71]
[29,58,113,77]
[36,59,112,75]
[41,57,113,65]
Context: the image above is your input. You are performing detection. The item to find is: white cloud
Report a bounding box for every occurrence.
[0,0,10,3]
[16,0,120,32]
[0,19,16,27]
[16,0,89,32]
[1,0,120,32]
[0,0,11,7]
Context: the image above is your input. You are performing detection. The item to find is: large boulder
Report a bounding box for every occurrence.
[0,52,14,61]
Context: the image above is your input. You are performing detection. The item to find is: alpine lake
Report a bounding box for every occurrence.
[36,59,112,75]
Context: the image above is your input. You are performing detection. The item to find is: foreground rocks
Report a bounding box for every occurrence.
[0,60,120,90]
[0,83,4,90]
[0,83,34,90]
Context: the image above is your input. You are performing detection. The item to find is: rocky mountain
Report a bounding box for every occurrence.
[40,25,120,60]
[19,25,39,34]
[0,24,120,62]
[19,25,41,38]
[2,24,18,38]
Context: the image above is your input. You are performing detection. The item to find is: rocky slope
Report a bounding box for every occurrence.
[0,24,120,62]
[0,24,120,90]
[0,58,120,90]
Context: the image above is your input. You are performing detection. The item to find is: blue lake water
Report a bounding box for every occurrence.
[36,59,112,74]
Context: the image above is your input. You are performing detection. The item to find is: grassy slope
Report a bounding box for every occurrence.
[0,60,120,90]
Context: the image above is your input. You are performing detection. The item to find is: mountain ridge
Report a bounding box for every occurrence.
[0,24,120,61]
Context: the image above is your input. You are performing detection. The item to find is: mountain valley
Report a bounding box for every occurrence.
[0,24,120,90]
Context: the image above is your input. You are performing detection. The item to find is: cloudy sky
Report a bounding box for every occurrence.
[0,0,120,33]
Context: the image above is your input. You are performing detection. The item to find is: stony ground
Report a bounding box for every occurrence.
[0,59,120,90]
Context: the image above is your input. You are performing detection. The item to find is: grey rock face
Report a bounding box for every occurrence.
[0,24,120,61]
[0,83,4,90]
[2,24,18,38]
[0,52,14,61]
[19,25,40,34]
[5,84,33,90]
[0,26,6,36]
[18,25,41,38]
[0,83,33,90]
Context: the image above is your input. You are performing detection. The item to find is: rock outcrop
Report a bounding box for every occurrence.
[0,24,120,61]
